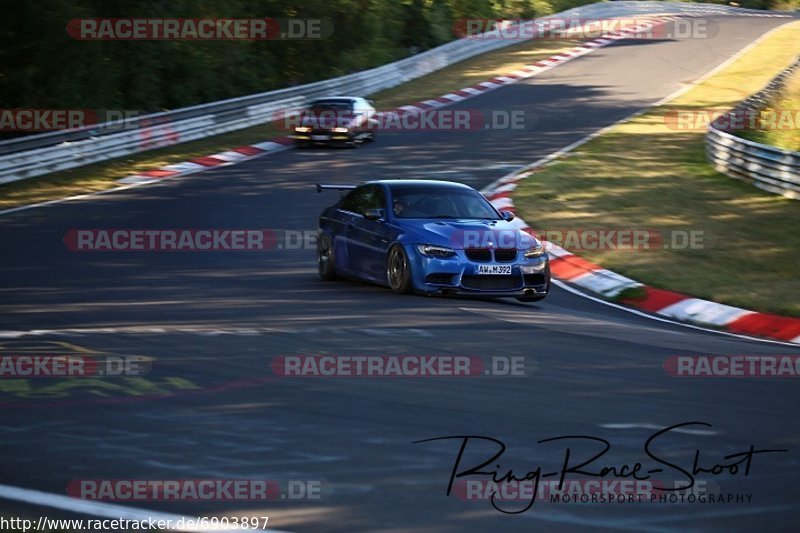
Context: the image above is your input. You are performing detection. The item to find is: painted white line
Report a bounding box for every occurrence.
[656,298,755,327]
[542,243,571,258]
[479,20,800,346]
[553,279,799,347]
[508,69,532,78]
[482,20,795,198]
[0,179,168,217]
[0,483,291,532]
[569,269,642,298]
[599,423,718,436]
[0,143,292,218]
[250,141,286,151]
[209,151,249,162]
[161,162,207,172]
[440,93,464,101]
[116,176,158,185]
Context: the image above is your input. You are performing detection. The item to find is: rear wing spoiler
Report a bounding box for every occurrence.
[316,184,357,193]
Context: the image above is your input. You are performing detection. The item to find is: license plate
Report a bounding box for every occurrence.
[312,135,330,141]
[476,264,512,275]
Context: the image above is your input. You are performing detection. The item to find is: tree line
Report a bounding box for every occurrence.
[0,0,796,114]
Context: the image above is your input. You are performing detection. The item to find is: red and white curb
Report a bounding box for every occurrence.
[114,16,676,186]
[374,17,681,118]
[116,138,294,185]
[116,12,789,186]
[481,162,800,346]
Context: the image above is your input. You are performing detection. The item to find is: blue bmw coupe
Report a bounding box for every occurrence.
[316,180,550,302]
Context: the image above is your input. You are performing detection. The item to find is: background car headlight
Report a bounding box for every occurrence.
[295,126,311,133]
[416,244,456,258]
[524,242,546,259]
[333,127,349,133]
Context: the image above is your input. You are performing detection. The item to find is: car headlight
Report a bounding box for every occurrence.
[295,126,311,133]
[524,242,546,259]
[416,244,456,258]
[333,127,349,133]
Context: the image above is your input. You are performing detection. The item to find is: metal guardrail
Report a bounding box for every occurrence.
[706,57,800,199]
[0,18,547,185]
[0,1,791,185]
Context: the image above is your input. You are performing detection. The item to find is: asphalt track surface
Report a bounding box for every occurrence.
[1,17,799,533]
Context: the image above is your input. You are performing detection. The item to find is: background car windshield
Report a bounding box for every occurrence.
[310,101,353,112]
[392,188,500,219]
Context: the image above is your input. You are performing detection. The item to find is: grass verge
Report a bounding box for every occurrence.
[738,66,800,151]
[0,37,583,210]
[514,21,800,316]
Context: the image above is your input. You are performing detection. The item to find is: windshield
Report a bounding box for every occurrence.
[309,101,353,113]
[391,187,501,220]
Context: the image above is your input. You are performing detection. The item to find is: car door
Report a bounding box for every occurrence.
[344,185,392,279]
[334,187,369,275]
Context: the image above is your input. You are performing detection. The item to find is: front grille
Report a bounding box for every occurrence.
[426,273,456,285]
[461,274,522,291]
[524,273,546,286]
[494,249,517,262]
[465,248,492,262]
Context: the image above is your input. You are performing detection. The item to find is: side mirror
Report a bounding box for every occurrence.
[501,211,515,221]
[363,208,385,221]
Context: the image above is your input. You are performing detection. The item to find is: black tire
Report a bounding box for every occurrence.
[317,233,338,281]
[387,245,413,294]
[516,295,547,303]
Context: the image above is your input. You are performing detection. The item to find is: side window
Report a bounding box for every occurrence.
[339,187,369,214]
[368,186,387,212]
[339,186,386,215]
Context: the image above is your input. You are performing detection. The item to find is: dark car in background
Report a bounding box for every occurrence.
[293,96,378,147]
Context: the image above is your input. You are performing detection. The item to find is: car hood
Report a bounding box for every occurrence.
[397,219,539,250]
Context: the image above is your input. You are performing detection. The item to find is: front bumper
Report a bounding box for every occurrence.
[293,131,351,145]
[407,246,550,298]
